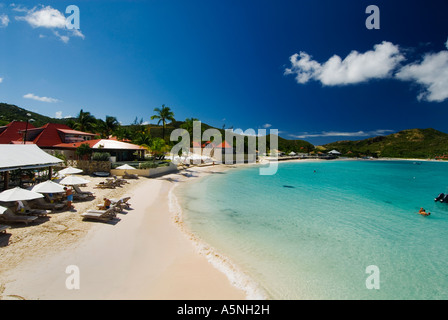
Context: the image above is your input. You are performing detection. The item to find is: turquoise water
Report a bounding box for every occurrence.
[176,160,448,299]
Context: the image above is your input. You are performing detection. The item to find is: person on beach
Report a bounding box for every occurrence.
[15,200,25,213]
[100,197,111,210]
[64,187,74,210]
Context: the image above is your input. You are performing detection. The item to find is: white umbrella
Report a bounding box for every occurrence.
[59,176,90,186]
[58,166,83,175]
[31,180,65,194]
[0,187,44,202]
[0,206,7,214]
[116,164,136,170]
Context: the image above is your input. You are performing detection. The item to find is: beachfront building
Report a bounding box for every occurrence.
[52,139,146,162]
[19,123,96,147]
[0,121,146,162]
[0,121,36,144]
[328,150,342,156]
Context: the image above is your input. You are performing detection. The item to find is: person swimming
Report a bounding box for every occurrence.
[418,208,431,216]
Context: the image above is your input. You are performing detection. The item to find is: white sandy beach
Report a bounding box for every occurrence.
[0,166,246,300]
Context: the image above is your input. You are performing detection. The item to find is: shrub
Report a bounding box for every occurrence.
[92,152,111,161]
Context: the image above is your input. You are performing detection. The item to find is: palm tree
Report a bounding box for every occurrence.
[73,109,96,133]
[150,105,175,141]
[150,137,169,160]
[97,116,120,138]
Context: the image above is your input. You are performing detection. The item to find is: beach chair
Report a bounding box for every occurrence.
[20,201,50,217]
[111,197,131,211]
[0,225,10,234]
[28,197,65,212]
[73,185,95,198]
[112,175,128,185]
[0,207,38,225]
[123,171,138,179]
[94,180,116,189]
[73,192,90,201]
[81,207,117,221]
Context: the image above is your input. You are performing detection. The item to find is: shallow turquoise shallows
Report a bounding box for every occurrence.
[176,160,448,299]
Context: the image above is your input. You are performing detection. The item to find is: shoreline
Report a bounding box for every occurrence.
[168,165,269,300]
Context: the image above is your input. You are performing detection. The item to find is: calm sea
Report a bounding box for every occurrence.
[175,160,448,299]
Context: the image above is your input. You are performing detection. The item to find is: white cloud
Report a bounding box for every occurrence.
[0,14,9,27]
[285,42,405,86]
[0,77,3,83]
[55,111,63,119]
[396,49,448,102]
[24,93,60,103]
[53,30,69,44]
[16,5,66,29]
[71,29,85,39]
[289,129,394,139]
[10,4,29,13]
[15,5,84,43]
[262,123,272,129]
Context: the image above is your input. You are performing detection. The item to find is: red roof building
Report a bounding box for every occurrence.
[21,123,96,147]
[0,121,36,144]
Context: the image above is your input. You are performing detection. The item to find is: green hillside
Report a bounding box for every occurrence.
[0,103,69,127]
[321,128,448,159]
[155,125,314,153]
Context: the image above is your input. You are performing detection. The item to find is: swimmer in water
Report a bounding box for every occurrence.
[418,208,430,216]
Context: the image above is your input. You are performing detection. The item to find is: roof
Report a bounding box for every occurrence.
[0,144,63,172]
[0,121,36,144]
[22,123,95,147]
[54,139,146,150]
[57,128,96,136]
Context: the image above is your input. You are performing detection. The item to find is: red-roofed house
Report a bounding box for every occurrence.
[21,123,96,147]
[1,121,146,161]
[0,121,36,144]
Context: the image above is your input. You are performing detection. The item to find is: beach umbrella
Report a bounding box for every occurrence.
[116,164,136,170]
[59,176,90,186]
[0,206,7,214]
[31,180,65,194]
[0,187,44,202]
[58,166,83,175]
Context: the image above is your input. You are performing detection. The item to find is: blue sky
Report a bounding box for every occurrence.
[1,0,448,145]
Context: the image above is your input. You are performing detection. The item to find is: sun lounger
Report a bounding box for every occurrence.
[28,198,65,212]
[112,175,128,184]
[110,197,131,211]
[123,171,138,179]
[0,225,10,234]
[94,180,116,189]
[73,185,95,198]
[73,192,90,201]
[81,208,116,221]
[20,201,50,217]
[0,207,38,225]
